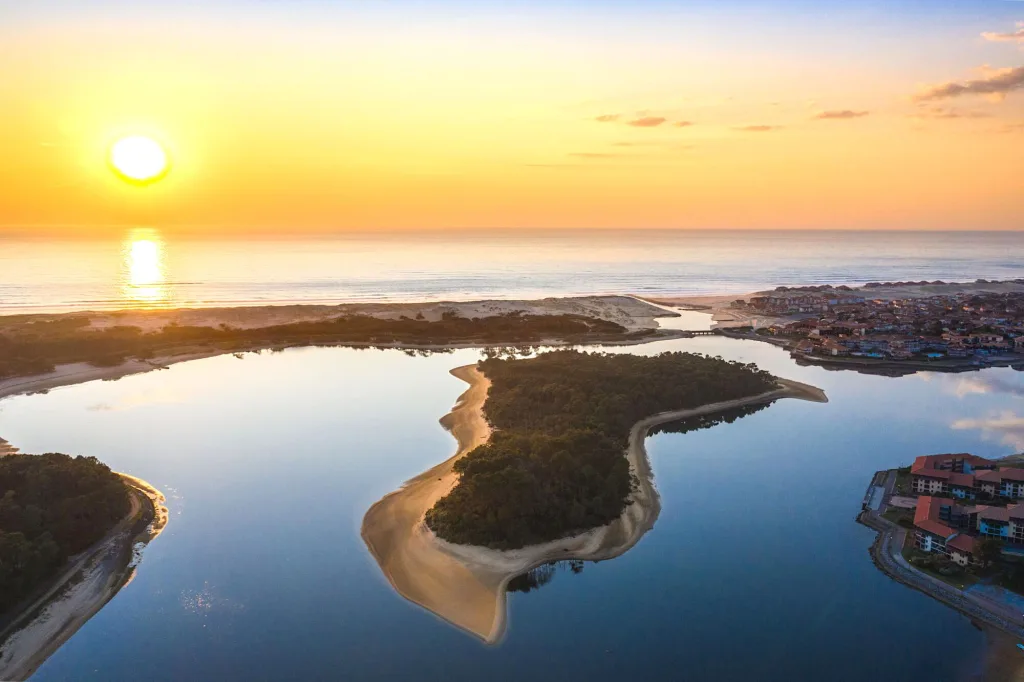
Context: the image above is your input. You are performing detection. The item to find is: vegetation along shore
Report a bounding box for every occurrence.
[0,455,167,681]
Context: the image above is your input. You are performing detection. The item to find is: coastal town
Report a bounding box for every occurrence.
[734,281,1024,368]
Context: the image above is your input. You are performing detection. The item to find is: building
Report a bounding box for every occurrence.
[913,496,978,566]
[913,494,1024,565]
[910,453,1024,500]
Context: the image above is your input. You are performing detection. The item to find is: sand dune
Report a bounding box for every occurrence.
[3,295,672,334]
[361,365,827,643]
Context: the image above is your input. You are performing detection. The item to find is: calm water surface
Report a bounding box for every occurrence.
[2,333,1024,681]
[2,229,1023,313]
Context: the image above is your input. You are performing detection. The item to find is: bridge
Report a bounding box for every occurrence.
[676,329,720,337]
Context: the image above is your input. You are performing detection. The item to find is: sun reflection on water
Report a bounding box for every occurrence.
[121,229,170,306]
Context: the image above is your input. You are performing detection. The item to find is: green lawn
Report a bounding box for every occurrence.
[900,538,979,590]
[893,467,912,496]
[883,508,914,529]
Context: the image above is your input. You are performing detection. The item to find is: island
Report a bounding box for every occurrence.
[0,454,166,681]
[361,350,827,642]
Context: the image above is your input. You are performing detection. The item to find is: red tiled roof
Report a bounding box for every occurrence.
[914,468,952,480]
[948,472,975,487]
[914,496,956,539]
[910,453,995,475]
[976,506,1010,522]
[976,470,1002,482]
[947,534,976,554]
[916,519,955,538]
[998,468,1024,482]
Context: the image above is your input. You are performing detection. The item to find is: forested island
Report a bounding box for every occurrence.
[425,351,778,549]
[0,454,130,614]
[0,312,640,381]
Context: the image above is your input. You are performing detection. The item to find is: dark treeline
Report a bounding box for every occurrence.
[0,453,130,613]
[426,350,777,549]
[0,312,634,380]
[650,403,771,436]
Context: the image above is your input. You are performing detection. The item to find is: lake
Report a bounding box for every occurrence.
[1,329,1023,680]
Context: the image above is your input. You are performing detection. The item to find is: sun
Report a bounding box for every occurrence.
[109,136,169,184]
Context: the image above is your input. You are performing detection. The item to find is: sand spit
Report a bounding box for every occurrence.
[4,295,673,334]
[0,295,677,404]
[0,353,225,403]
[361,365,827,643]
[0,474,167,681]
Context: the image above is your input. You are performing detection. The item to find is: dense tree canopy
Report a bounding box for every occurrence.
[426,351,777,549]
[0,453,130,613]
[0,313,633,380]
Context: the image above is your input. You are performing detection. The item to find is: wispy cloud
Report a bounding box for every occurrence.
[914,107,993,120]
[595,114,691,128]
[981,22,1024,44]
[952,411,1024,451]
[814,110,869,120]
[567,152,621,159]
[914,65,1024,102]
[734,125,780,132]
[626,116,667,128]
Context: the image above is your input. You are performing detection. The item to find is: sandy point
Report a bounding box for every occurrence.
[361,364,827,643]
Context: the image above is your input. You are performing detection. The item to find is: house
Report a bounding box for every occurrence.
[910,453,998,498]
[821,339,848,356]
[913,496,978,566]
[975,467,1024,499]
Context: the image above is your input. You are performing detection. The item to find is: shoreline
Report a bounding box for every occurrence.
[3,282,1020,400]
[712,329,1024,376]
[361,364,828,643]
[0,475,168,681]
[0,328,687,404]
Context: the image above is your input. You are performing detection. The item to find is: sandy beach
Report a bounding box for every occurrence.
[639,293,780,329]
[361,364,827,643]
[0,475,167,681]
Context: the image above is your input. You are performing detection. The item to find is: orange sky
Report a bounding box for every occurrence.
[1,3,1022,232]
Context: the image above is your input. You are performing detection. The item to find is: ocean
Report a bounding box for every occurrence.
[2,229,1022,314]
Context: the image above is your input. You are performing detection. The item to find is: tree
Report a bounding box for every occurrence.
[0,453,130,612]
[977,537,1002,567]
[426,351,778,549]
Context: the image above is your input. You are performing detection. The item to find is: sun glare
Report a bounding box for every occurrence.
[110,136,169,184]
[121,229,169,306]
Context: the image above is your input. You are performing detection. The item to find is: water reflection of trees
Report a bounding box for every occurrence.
[507,560,584,594]
[650,402,771,436]
[506,405,770,595]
